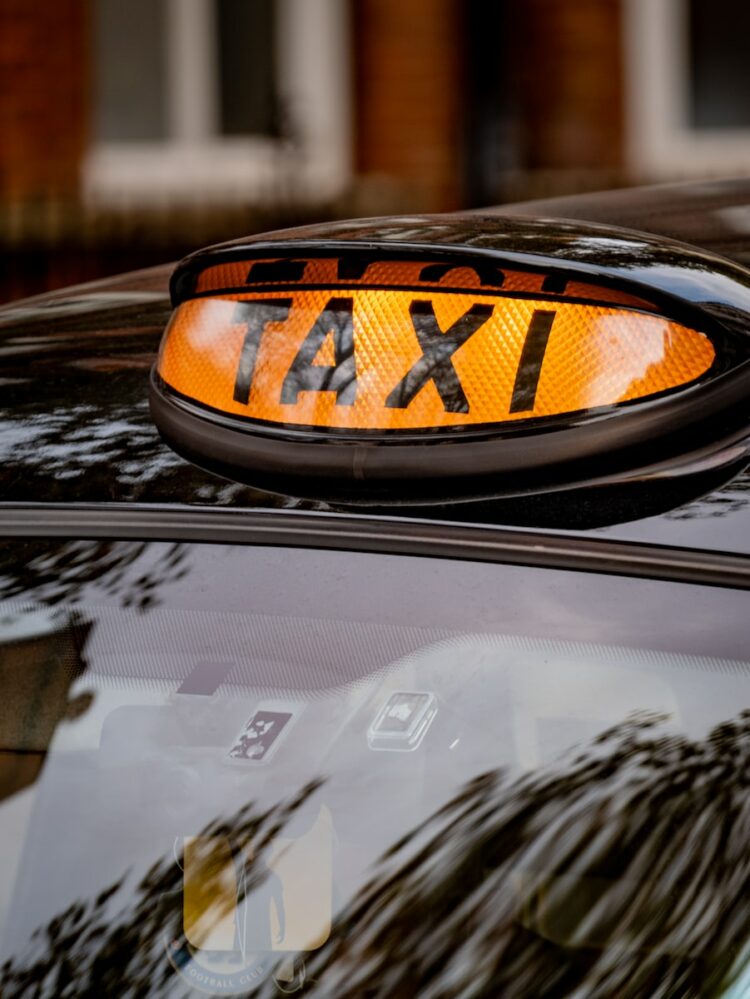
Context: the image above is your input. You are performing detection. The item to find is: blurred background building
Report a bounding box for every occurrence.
[1,0,749,300]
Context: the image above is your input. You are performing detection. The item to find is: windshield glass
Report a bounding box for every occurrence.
[0,539,748,997]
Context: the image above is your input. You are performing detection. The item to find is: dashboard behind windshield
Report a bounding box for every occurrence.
[0,539,747,997]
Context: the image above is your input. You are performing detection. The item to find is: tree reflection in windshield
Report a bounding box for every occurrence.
[1,711,748,998]
[0,781,323,998]
[0,540,190,612]
[300,710,750,998]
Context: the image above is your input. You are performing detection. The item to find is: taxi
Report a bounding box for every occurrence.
[0,179,749,997]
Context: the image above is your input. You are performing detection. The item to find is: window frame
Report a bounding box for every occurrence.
[623,0,750,177]
[83,0,352,205]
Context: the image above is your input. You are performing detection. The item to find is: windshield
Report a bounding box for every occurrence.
[0,539,748,997]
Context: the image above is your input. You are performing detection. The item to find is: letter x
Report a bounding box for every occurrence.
[385,301,494,413]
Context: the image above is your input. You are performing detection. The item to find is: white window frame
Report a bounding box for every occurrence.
[623,0,750,177]
[84,0,351,205]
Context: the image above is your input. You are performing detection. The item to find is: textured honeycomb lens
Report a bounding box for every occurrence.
[157,258,716,433]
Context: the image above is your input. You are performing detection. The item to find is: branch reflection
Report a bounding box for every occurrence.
[0,711,748,997]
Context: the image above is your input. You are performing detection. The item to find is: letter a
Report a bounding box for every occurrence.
[280,297,357,405]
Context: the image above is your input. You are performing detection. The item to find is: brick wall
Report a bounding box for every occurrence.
[353,0,464,213]
[519,0,624,170]
[0,0,630,302]
[0,0,88,201]
[353,0,626,210]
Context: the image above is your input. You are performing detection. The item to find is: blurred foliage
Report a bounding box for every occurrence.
[0,541,189,612]
[302,711,750,997]
[0,781,322,997]
[1,711,749,996]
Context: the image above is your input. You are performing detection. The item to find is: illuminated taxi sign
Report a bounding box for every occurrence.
[151,235,749,503]
[156,258,715,433]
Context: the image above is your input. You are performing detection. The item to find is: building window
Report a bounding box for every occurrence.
[85,0,351,205]
[94,0,171,142]
[624,0,750,176]
[216,0,278,137]
[687,0,750,130]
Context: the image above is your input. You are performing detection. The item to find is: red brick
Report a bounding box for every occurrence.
[0,0,88,200]
[354,0,464,211]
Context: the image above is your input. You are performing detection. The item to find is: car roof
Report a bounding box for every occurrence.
[494,176,750,266]
[2,179,750,558]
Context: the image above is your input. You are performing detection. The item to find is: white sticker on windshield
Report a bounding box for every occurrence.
[368,691,437,751]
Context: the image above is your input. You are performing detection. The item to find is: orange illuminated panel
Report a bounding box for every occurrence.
[157,287,716,432]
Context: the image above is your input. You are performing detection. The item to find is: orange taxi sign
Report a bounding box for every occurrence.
[156,258,715,433]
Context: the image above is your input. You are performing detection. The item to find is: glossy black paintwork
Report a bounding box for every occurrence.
[495,178,750,268]
[4,180,750,553]
[0,283,294,512]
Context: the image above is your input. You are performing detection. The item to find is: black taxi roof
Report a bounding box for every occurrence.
[2,179,750,562]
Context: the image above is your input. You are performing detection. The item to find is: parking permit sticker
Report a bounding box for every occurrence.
[368,691,437,751]
[170,805,332,994]
[227,707,296,764]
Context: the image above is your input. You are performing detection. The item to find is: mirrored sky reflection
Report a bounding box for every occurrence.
[0,540,747,996]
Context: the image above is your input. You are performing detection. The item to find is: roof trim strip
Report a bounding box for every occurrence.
[0,504,749,590]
